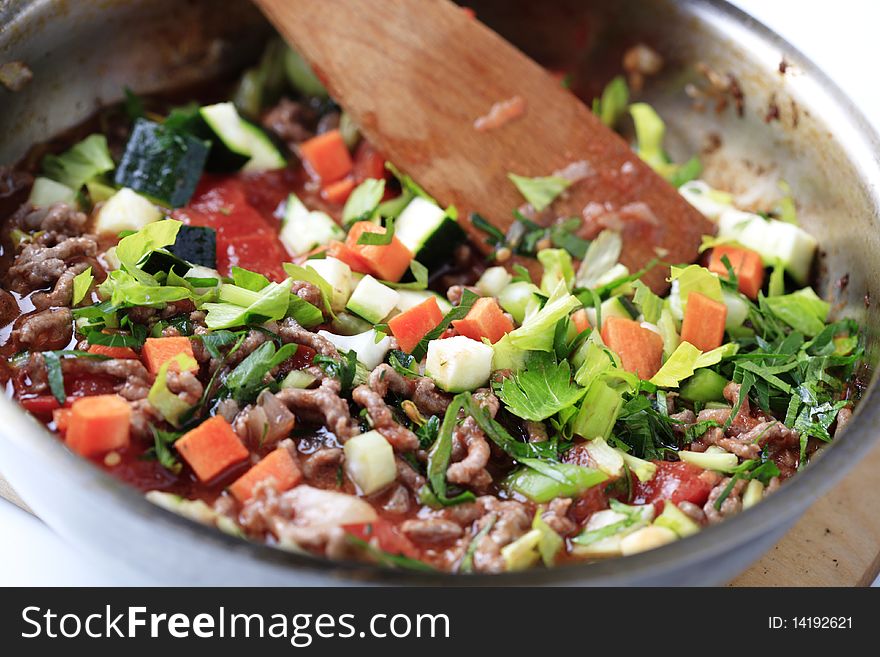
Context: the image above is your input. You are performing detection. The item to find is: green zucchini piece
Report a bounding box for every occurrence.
[114,119,209,208]
[167,225,217,269]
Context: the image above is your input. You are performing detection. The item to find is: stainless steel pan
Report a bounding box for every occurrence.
[1,0,878,585]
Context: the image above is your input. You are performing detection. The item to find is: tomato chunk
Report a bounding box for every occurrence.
[631,461,714,511]
[344,519,420,559]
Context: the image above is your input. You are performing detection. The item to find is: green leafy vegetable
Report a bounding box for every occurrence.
[116,219,183,269]
[231,266,270,292]
[507,281,581,353]
[71,267,94,306]
[762,287,829,337]
[592,75,629,127]
[224,341,298,403]
[357,217,395,246]
[507,173,571,211]
[537,248,574,295]
[494,351,587,421]
[42,134,114,191]
[632,280,663,324]
[204,278,294,329]
[575,230,622,289]
[426,396,477,506]
[147,426,183,474]
[549,218,590,259]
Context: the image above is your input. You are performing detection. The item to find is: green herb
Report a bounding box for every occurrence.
[426,396,477,506]
[469,212,506,246]
[147,426,182,474]
[549,218,590,259]
[458,513,497,573]
[380,259,429,291]
[197,330,243,359]
[86,329,144,349]
[494,351,587,422]
[313,349,358,392]
[225,341,298,403]
[416,415,440,450]
[123,87,145,121]
[409,289,480,360]
[356,217,395,246]
[42,351,66,405]
[507,173,571,211]
[115,220,183,270]
[345,533,435,572]
[762,287,829,337]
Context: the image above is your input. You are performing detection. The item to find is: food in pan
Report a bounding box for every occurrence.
[0,36,863,573]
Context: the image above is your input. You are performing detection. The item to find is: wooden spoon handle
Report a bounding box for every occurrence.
[255,0,713,292]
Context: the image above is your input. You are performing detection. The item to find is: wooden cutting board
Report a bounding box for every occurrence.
[1,445,878,584]
[730,442,880,587]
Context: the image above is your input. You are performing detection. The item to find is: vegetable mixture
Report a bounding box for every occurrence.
[0,32,863,574]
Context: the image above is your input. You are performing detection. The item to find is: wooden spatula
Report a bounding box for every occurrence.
[253,0,713,292]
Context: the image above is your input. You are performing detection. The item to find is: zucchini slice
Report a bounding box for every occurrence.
[198,102,286,173]
[394,196,465,271]
[114,119,209,208]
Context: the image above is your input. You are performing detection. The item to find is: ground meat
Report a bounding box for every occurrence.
[31,261,91,310]
[290,280,323,308]
[401,518,463,544]
[381,485,411,515]
[215,398,240,423]
[0,288,19,326]
[24,355,153,400]
[278,318,339,358]
[352,384,419,451]
[525,420,548,443]
[164,370,204,407]
[623,43,664,92]
[541,498,576,536]
[703,477,746,524]
[368,364,452,416]
[446,389,497,490]
[276,377,354,440]
[233,389,297,449]
[128,398,162,442]
[835,407,853,436]
[301,448,344,484]
[13,202,88,237]
[468,497,532,573]
[395,457,426,492]
[5,235,97,295]
[678,500,707,525]
[12,308,73,351]
[261,98,315,146]
[670,409,696,435]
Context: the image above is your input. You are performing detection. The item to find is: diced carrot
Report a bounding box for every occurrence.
[65,394,131,457]
[88,344,139,359]
[708,245,765,299]
[600,316,664,380]
[388,297,444,353]
[326,240,373,274]
[345,221,413,281]
[175,416,250,483]
[452,297,513,344]
[141,337,198,375]
[571,308,591,334]
[680,292,728,352]
[229,446,303,503]
[321,176,356,205]
[53,408,73,432]
[299,129,353,184]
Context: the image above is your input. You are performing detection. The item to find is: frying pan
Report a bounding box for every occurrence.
[1,0,878,585]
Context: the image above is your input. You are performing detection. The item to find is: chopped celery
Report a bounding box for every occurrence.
[537,248,574,294]
[504,461,607,503]
[583,437,625,478]
[571,377,624,440]
[280,370,317,389]
[620,525,677,556]
[621,451,657,483]
[742,479,765,509]
[680,369,728,402]
[653,502,701,537]
[678,448,739,473]
[576,230,622,289]
[498,281,540,324]
[649,341,701,388]
[501,529,542,571]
